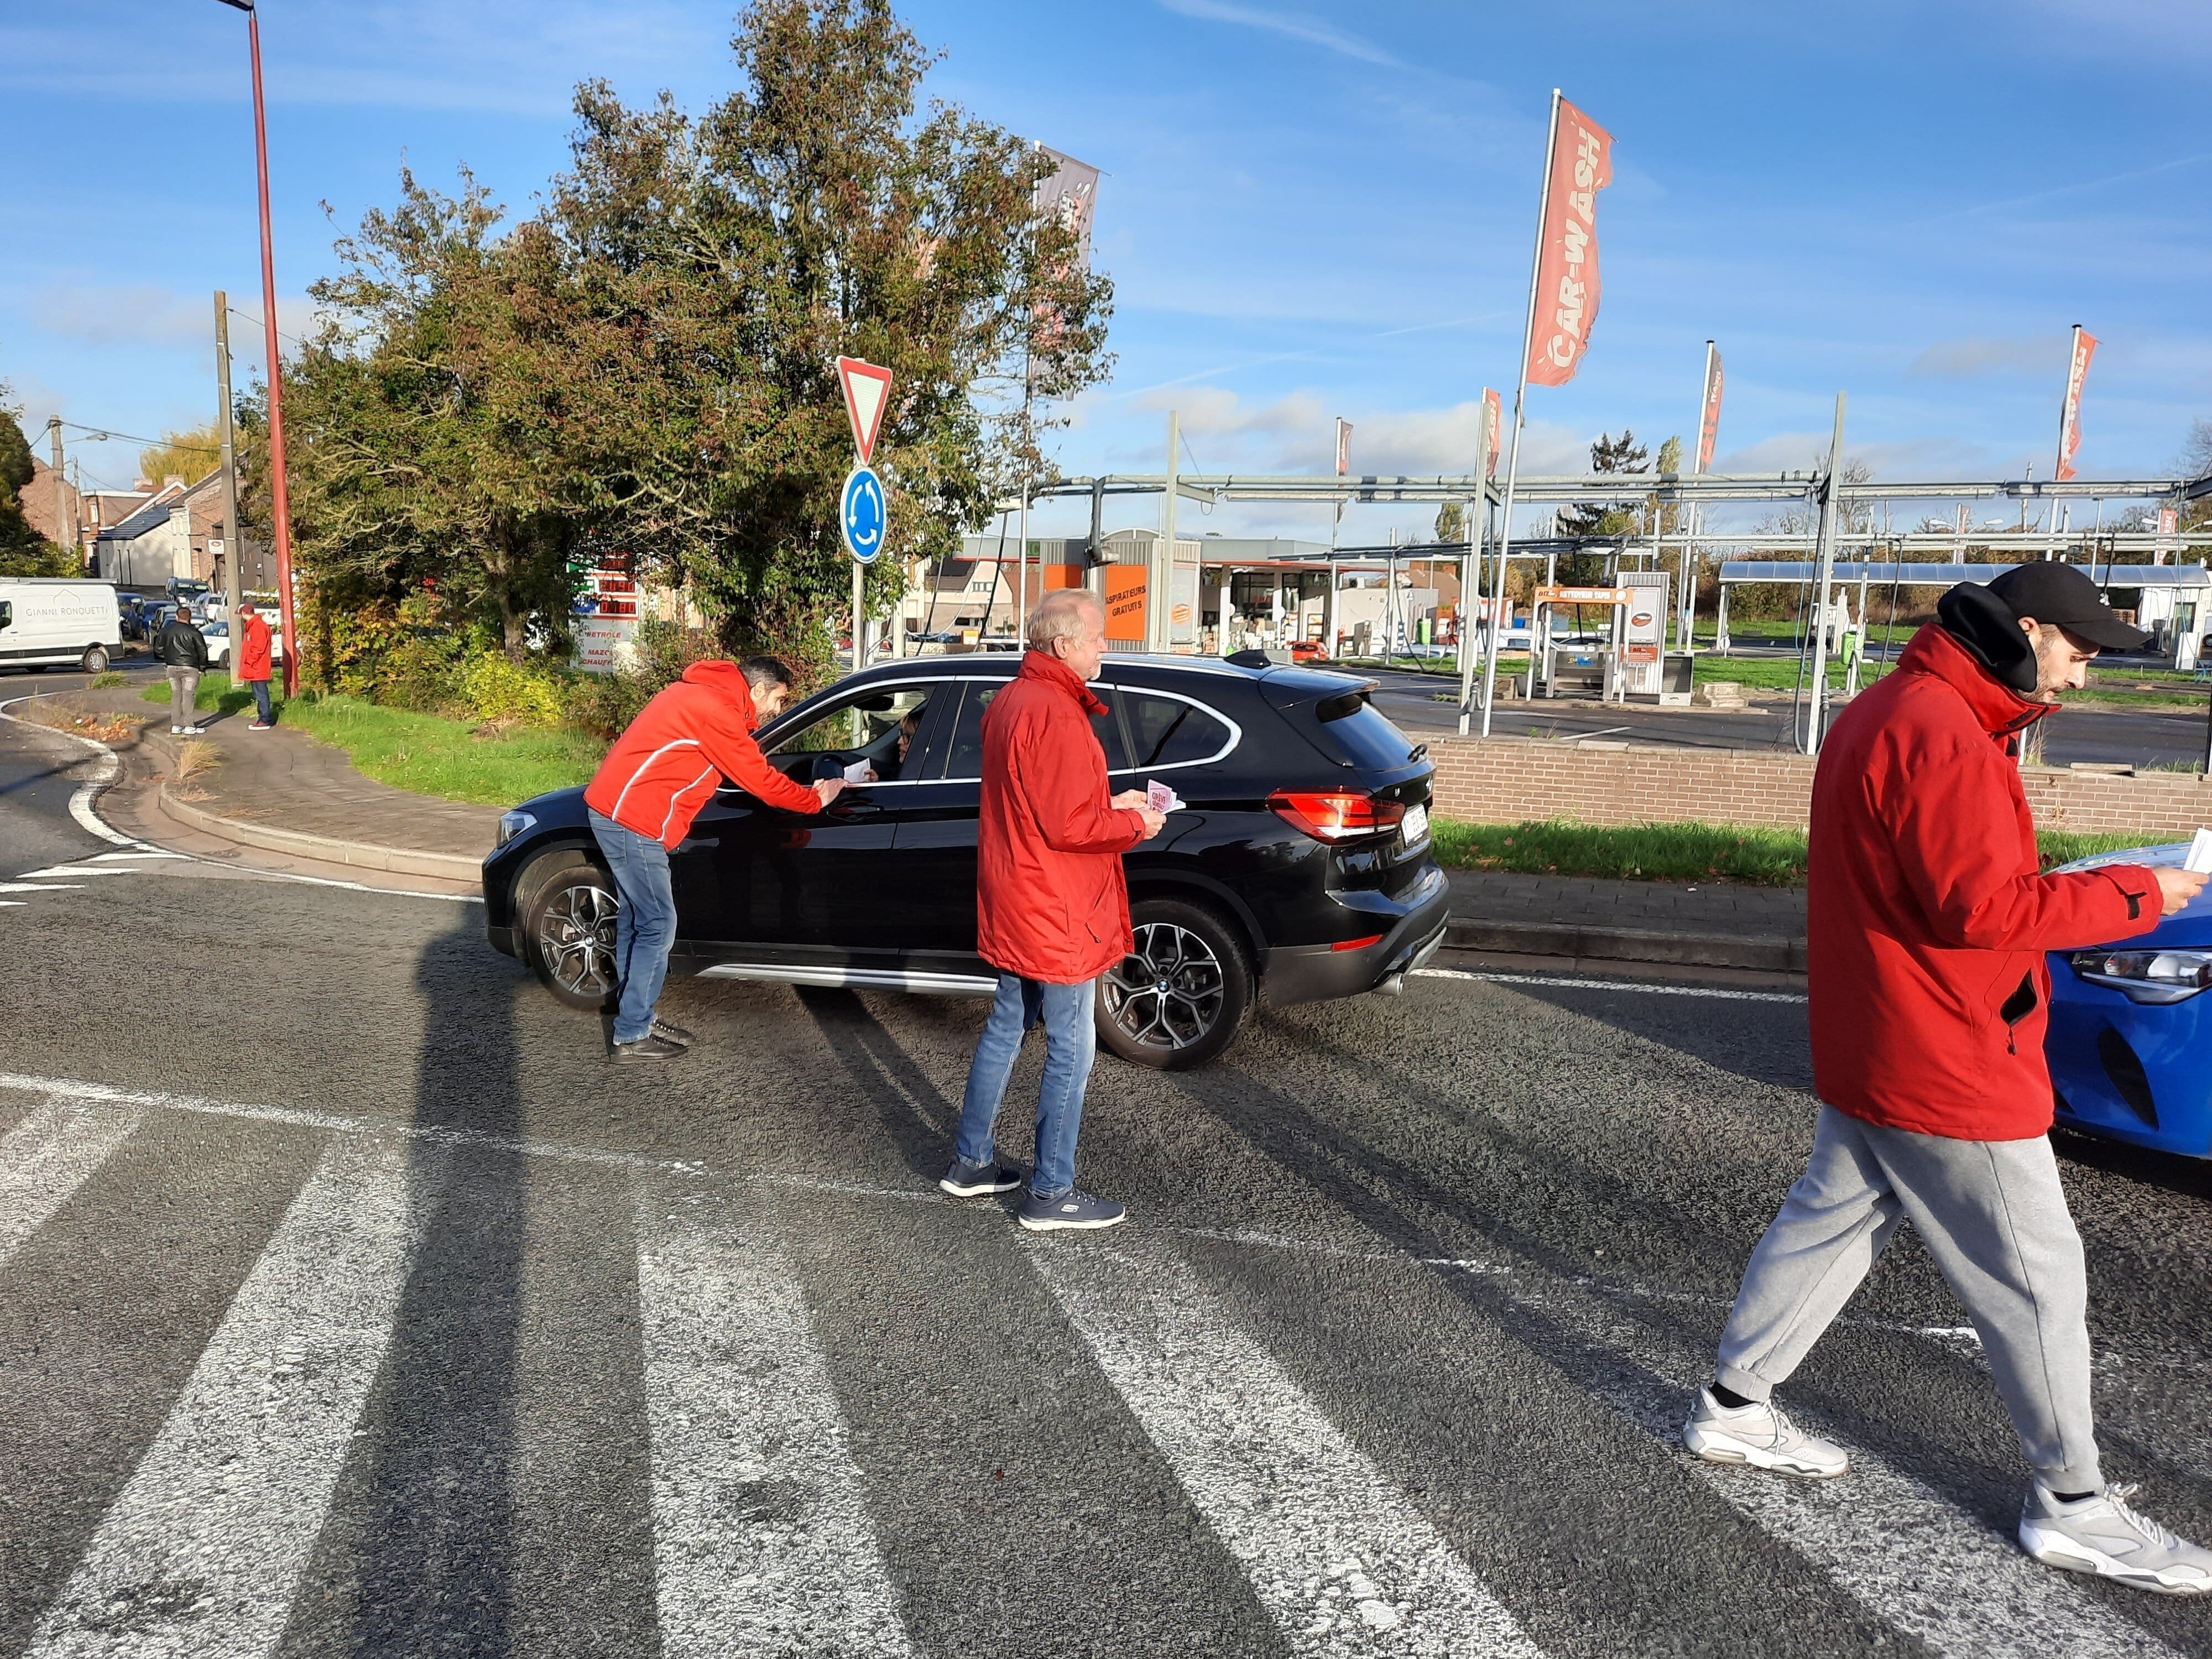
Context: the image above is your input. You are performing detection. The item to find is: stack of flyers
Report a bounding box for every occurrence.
[2186,826,2212,875]
[1146,779,1185,813]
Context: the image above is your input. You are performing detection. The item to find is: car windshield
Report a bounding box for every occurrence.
[1306,692,1418,769]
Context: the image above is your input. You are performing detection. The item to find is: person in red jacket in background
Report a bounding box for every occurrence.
[583,656,842,1060]
[940,589,1166,1230]
[236,602,276,730]
[1686,562,2212,1595]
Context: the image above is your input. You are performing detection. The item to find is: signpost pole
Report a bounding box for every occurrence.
[1479,88,1562,738]
[1154,410,1179,654]
[853,558,865,674]
[1807,391,1848,755]
[215,291,244,644]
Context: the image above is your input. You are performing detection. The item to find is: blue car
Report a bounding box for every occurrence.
[2046,843,2212,1159]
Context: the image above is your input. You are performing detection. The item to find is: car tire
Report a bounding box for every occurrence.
[81,646,109,675]
[520,858,621,1012]
[1097,898,1252,1071]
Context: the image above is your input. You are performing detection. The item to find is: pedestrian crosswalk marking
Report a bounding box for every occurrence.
[634,1185,916,1658]
[1031,1237,1551,1658]
[25,1135,439,1659]
[0,1095,145,1270]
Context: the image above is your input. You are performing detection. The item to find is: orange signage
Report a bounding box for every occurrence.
[1535,585,1630,607]
[1104,566,1147,642]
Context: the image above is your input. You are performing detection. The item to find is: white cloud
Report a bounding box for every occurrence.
[1156,0,1405,69]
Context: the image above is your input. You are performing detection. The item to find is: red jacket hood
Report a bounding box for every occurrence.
[1894,624,2049,742]
[678,658,761,724]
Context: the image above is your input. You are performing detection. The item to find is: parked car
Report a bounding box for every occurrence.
[198,617,285,671]
[483,655,1449,1068]
[2045,842,2212,1159]
[0,577,123,674]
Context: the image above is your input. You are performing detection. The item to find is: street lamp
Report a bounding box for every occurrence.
[214,0,299,697]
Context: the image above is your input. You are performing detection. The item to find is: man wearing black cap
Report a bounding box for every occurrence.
[1683,562,2212,1595]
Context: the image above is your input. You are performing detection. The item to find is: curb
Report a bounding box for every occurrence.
[1444,916,1807,975]
[158,784,485,884]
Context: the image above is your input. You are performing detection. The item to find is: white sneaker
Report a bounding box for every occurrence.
[170,725,184,734]
[1684,1386,1850,1478]
[2021,1481,2212,1595]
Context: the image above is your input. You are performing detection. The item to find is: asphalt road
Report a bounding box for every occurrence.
[2,706,2210,1657]
[1363,664,2212,768]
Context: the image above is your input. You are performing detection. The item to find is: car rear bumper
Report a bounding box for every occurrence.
[1260,864,1451,1008]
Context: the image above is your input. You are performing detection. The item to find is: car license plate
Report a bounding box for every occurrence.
[1400,802,1428,848]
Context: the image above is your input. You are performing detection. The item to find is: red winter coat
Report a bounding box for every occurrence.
[976,651,1148,984]
[236,612,273,682]
[1809,613,2158,1140]
[584,660,821,849]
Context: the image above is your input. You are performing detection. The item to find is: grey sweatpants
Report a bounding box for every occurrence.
[1716,1105,2100,1493]
[168,667,201,730]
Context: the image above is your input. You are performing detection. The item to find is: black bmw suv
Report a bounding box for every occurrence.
[483,653,1448,1069]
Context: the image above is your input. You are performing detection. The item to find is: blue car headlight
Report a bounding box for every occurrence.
[495,808,537,848]
[2066,948,2212,1005]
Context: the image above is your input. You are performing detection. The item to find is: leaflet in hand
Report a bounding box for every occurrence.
[1146,779,1185,813]
[2186,826,2212,875]
[842,759,873,784]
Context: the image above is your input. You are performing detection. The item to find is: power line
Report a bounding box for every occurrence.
[57,421,221,454]
[227,305,310,352]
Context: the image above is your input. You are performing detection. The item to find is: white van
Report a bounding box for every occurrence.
[0,578,124,675]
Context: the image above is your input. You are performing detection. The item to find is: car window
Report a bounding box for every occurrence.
[764,684,937,782]
[1305,692,1419,770]
[1121,691,1233,769]
[933,679,1126,780]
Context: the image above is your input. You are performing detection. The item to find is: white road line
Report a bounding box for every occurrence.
[0,1072,701,1174]
[26,1134,440,1659]
[91,850,186,862]
[1442,1258,2177,1658]
[14,865,139,879]
[1030,1237,1549,1658]
[0,1096,145,1270]
[634,1186,916,1659]
[0,693,142,849]
[0,882,85,894]
[1412,967,1807,1004]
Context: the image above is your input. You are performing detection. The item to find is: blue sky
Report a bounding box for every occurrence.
[3,0,2206,542]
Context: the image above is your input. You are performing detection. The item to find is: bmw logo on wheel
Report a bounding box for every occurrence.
[841,466,886,563]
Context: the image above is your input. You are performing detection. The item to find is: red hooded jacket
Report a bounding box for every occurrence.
[236,612,273,682]
[583,660,821,849]
[976,651,1149,984]
[1809,602,2158,1140]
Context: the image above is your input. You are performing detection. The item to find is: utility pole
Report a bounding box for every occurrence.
[1806,392,1848,756]
[47,419,68,569]
[215,291,244,648]
[1154,409,1178,654]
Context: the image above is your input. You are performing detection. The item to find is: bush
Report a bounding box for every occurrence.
[462,650,570,727]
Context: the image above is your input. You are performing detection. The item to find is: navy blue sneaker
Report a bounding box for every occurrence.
[1018,1188,1127,1232]
[940,1157,1024,1198]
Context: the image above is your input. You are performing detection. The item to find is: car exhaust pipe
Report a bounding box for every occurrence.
[1371,974,1405,998]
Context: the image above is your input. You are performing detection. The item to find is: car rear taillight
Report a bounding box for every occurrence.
[1268,790,1406,843]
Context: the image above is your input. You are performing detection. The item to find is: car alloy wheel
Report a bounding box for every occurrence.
[538,877,618,1001]
[1103,921,1228,1055]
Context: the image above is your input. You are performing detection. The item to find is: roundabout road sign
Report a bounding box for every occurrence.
[841,466,886,563]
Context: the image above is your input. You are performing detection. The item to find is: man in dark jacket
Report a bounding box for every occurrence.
[155,604,210,737]
[1686,563,2212,1595]
[940,588,1165,1230]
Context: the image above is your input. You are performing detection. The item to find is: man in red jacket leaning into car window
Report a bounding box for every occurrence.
[940,588,1166,1231]
[1685,562,2212,1595]
[583,656,843,1060]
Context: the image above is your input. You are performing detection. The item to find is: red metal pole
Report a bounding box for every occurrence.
[246,9,299,696]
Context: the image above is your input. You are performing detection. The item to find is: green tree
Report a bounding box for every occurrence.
[0,388,73,577]
[135,422,223,489]
[1432,499,1467,546]
[536,0,1114,671]
[1557,429,1647,582]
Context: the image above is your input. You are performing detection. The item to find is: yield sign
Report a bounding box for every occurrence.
[836,356,893,466]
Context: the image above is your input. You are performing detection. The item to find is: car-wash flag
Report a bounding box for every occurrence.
[2054,324,2097,482]
[1030,146,1101,363]
[1526,96,1615,388]
[1334,416,1352,524]
[1695,342,1724,474]
[1483,388,1503,478]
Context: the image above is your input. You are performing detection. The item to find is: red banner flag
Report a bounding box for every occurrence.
[1695,342,1724,474]
[2055,325,2096,482]
[1526,97,1615,388]
[1483,388,1503,479]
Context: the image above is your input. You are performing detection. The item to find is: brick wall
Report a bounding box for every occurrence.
[1426,733,2212,838]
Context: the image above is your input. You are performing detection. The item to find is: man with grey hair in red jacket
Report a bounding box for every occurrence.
[1684,562,2211,1595]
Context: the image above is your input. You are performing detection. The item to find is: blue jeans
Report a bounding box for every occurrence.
[248,679,272,723]
[588,808,676,1044]
[956,973,1098,1199]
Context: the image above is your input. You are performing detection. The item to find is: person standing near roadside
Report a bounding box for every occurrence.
[582,655,843,1061]
[236,601,275,730]
[940,588,1166,1231]
[1686,564,2212,1595]
[156,603,210,737]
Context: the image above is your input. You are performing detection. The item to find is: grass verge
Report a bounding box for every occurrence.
[144,675,605,805]
[1432,818,2188,885]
